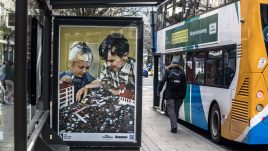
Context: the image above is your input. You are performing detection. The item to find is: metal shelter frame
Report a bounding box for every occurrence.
[15,0,163,151]
[51,0,164,8]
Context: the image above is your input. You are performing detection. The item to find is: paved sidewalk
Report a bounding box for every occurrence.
[0,77,227,151]
[0,103,14,151]
[141,78,225,151]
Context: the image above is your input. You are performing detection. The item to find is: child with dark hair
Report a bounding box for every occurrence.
[76,33,135,101]
[59,42,95,100]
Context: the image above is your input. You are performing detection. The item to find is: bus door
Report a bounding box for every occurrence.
[154,54,173,113]
[153,54,168,112]
[153,54,161,108]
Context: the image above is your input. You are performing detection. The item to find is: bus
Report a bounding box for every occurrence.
[154,0,268,144]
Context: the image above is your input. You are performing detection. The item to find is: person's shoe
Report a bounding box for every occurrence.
[171,128,177,133]
[3,99,9,105]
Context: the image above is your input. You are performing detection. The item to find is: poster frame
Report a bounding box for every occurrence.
[52,16,143,148]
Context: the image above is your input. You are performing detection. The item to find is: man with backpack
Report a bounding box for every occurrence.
[157,59,186,133]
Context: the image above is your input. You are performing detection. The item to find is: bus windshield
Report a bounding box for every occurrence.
[261,4,268,56]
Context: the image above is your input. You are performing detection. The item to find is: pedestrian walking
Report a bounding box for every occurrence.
[0,61,6,104]
[4,60,14,104]
[157,59,186,133]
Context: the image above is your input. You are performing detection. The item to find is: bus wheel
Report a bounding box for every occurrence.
[209,103,221,144]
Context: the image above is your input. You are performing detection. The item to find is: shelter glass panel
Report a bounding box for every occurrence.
[0,0,15,150]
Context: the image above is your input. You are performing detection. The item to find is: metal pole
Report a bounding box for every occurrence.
[43,12,52,110]
[15,0,27,150]
[153,55,159,107]
[7,36,9,61]
[27,111,49,151]
[151,11,159,107]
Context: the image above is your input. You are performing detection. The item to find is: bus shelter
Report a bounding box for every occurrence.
[15,0,163,151]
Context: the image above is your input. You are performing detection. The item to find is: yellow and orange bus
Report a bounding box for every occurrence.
[155,0,268,144]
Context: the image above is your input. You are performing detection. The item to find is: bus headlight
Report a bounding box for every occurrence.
[256,104,264,112]
[256,91,264,99]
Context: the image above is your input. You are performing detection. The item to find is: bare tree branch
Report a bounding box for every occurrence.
[53,6,156,64]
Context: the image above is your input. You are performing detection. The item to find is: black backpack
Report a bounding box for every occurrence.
[167,68,184,91]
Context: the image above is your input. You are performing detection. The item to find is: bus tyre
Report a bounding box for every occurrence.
[209,103,222,144]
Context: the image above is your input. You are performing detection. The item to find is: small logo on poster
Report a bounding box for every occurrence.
[209,23,217,35]
[129,135,134,140]
[62,133,72,140]
[102,135,113,139]
[115,135,128,139]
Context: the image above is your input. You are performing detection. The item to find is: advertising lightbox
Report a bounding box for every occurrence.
[52,16,142,148]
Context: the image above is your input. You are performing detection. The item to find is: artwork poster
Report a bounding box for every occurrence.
[57,25,138,142]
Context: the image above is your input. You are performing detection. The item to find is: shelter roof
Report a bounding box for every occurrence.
[51,0,164,9]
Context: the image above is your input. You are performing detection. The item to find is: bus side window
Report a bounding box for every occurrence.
[183,0,195,19]
[224,49,236,87]
[165,55,173,67]
[174,0,183,22]
[172,53,186,71]
[206,50,223,86]
[186,53,194,83]
[208,0,225,10]
[195,0,208,15]
[164,2,174,27]
[194,52,205,84]
[226,0,235,4]
[157,6,164,30]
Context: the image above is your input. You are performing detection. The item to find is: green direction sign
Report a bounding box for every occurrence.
[165,14,218,50]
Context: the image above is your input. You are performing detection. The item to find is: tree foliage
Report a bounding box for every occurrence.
[0,24,14,39]
[54,6,156,64]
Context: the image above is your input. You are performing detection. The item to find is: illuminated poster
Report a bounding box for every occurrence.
[53,17,142,146]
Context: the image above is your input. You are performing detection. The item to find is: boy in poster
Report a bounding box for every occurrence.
[76,33,135,102]
[59,42,95,98]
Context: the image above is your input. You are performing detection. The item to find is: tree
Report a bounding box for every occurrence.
[0,25,14,39]
[54,6,156,64]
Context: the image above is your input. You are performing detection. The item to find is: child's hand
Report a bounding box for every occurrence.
[108,88,120,95]
[76,87,88,101]
[60,75,72,83]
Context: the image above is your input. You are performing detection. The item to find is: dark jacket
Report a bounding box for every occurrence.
[5,64,14,82]
[157,64,186,100]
